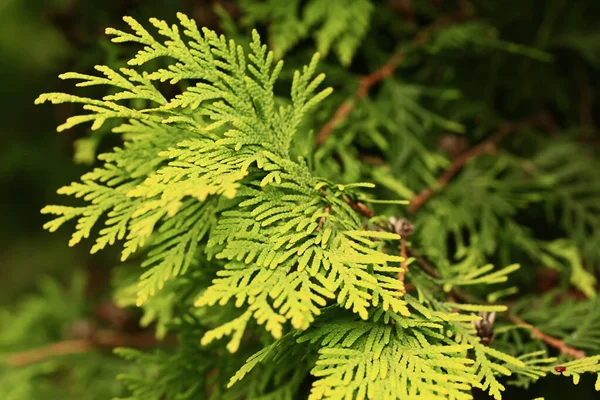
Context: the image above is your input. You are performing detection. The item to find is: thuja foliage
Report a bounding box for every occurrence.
[2,1,599,399]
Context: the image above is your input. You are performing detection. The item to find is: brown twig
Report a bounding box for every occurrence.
[407,249,440,279]
[509,315,586,360]
[405,283,417,292]
[342,194,376,218]
[359,154,385,165]
[318,206,331,229]
[407,248,475,303]
[316,54,403,145]
[5,330,176,367]
[5,339,93,367]
[315,0,475,146]
[408,113,550,214]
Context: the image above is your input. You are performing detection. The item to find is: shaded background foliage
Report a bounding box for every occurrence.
[0,0,598,399]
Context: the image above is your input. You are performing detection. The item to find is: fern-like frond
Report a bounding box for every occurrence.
[37,16,336,311]
[197,181,410,348]
[240,0,373,65]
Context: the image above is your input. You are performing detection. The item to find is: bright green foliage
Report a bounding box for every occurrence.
[6,1,598,399]
[232,307,477,400]
[35,15,411,349]
[196,182,409,349]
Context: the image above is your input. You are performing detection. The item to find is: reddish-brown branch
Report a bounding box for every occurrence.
[405,283,417,292]
[509,315,586,360]
[342,194,375,218]
[5,330,176,367]
[5,339,93,367]
[315,0,475,146]
[359,154,385,165]
[316,54,403,145]
[407,249,440,279]
[409,113,550,214]
[318,205,331,229]
[407,248,475,303]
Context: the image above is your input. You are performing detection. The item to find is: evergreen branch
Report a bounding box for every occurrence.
[508,315,586,360]
[407,248,476,304]
[315,53,402,145]
[315,1,475,145]
[408,248,588,360]
[5,330,176,367]
[28,8,600,398]
[409,113,551,214]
